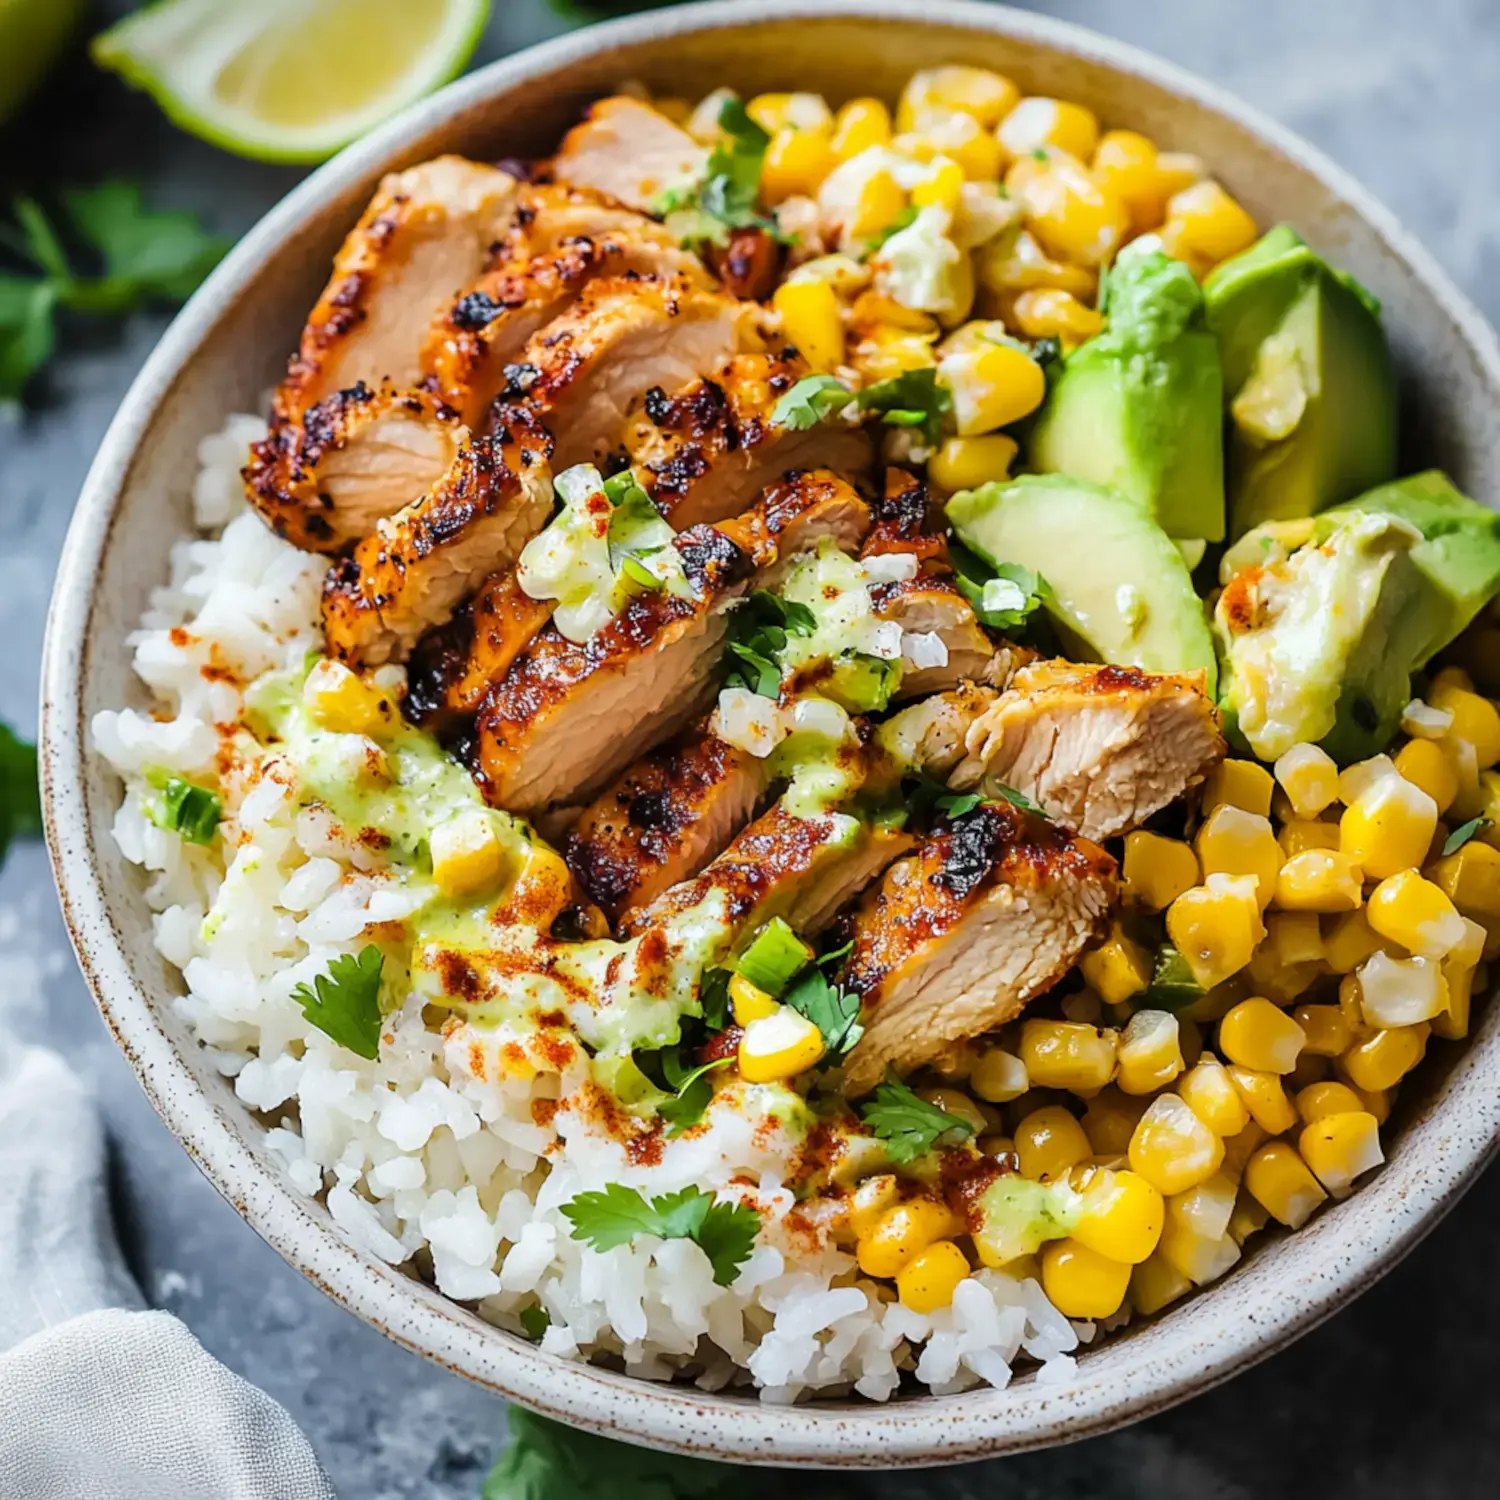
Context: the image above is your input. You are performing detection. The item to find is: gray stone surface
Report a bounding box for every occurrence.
[1,1,1497,1494]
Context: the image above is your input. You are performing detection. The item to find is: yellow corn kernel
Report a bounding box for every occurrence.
[848,1174,901,1239]
[1130,1251,1192,1315]
[1278,819,1343,858]
[1009,287,1104,345]
[1219,1119,1267,1183]
[1323,908,1394,974]
[896,1239,971,1312]
[1296,1079,1365,1125]
[856,1196,963,1279]
[1177,1054,1251,1138]
[1159,179,1258,268]
[1166,874,1266,990]
[772,279,844,372]
[1165,1170,1238,1244]
[302,658,391,736]
[1014,1105,1092,1182]
[918,1087,990,1138]
[1267,911,1325,968]
[897,66,1020,132]
[1244,946,1322,1008]
[1218,999,1307,1076]
[1121,832,1198,911]
[1090,129,1160,225]
[1428,839,1500,922]
[1274,743,1341,819]
[830,97,893,160]
[747,92,833,134]
[1340,1021,1429,1093]
[968,1044,1029,1103]
[1005,151,1126,268]
[729,973,779,1025]
[1040,1236,1131,1318]
[1227,1191,1271,1246]
[1366,869,1466,959]
[1155,1214,1242,1286]
[976,226,1098,301]
[430,809,507,900]
[651,96,692,126]
[1430,678,1500,768]
[911,157,966,214]
[1080,923,1153,1007]
[761,125,837,205]
[1299,1111,1383,1199]
[1019,1019,1119,1093]
[997,97,1100,163]
[1450,766,1500,831]
[1202,758,1276,818]
[1073,1169,1164,1264]
[1433,916,1487,1040]
[940,339,1047,435]
[1227,1065,1298,1136]
[1243,1141,1327,1228]
[1061,989,1104,1026]
[1081,1086,1150,1157]
[1396,738,1459,813]
[1128,1093,1225,1196]
[1195,806,1281,910]
[737,1006,826,1084]
[927,434,1018,492]
[1340,771,1439,881]
[1287,1051,1329,1092]
[848,168,908,241]
[977,1133,1015,1162]
[1116,1009,1184,1096]
[1291,1004,1352,1059]
[897,111,1005,183]
[1274,849,1365,913]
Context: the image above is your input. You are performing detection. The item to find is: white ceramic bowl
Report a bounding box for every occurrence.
[40,0,1500,1466]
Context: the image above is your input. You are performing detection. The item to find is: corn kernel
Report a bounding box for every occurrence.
[1322,908,1393,973]
[1130,1252,1192,1315]
[1129,1094,1225,1196]
[761,125,837,205]
[1274,743,1340,818]
[1116,1010,1184,1096]
[848,168,908,241]
[977,1134,1015,1162]
[831,97,893,160]
[303,658,391,736]
[737,1006,826,1083]
[1428,839,1500,921]
[998,97,1100,163]
[911,157,966,214]
[747,92,833,135]
[1434,916,1487,1040]
[1358,951,1447,1032]
[729,972,779,1024]
[1159,179,1258,268]
[969,1045,1029,1103]
[848,1173,901,1239]
[1243,945,1322,1006]
[896,1238,971,1312]
[1156,1214,1242,1285]
[1203,759,1275,818]
[1177,1054,1251,1138]
[1081,1087,1150,1157]
[1366,869,1466,958]
[1278,819,1343,858]
[927,434,1018,492]
[1014,1105,1091,1182]
[1040,1236,1131,1318]
[976,226,1098,301]
[1074,1169,1164,1264]
[939,339,1047,435]
[1299,1111,1383,1199]
[1165,1170,1237,1244]
[1291,1004,1352,1059]
[1450,766,1500,830]
[1220,1120,1267,1182]
[1430,679,1500,768]
[1122,832,1200,911]
[1006,150,1126,268]
[1340,1021,1430,1093]
[1195,806,1282,910]
[1267,910,1325,966]
[772,279,844,372]
[898,66,1020,131]
[1287,1051,1329,1091]
[1227,1192,1270,1246]
[1166,874,1266,990]
[1274,849,1365,912]
[1227,1065,1298,1135]
[1090,129,1161,228]
[1019,1020,1119,1093]
[856,1196,963,1279]
[652,96,692,127]
[1396,738,1459,813]
[1009,287,1104,345]
[1080,923,1153,1007]
[1295,1079,1364,1124]
[918,1087,990,1137]
[429,809,507,900]
[1243,1141,1327,1228]
[1341,771,1439,880]
[1219,999,1306,1075]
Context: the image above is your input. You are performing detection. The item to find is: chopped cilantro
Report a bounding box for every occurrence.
[862,204,918,256]
[855,368,952,446]
[936,790,983,819]
[1444,816,1492,856]
[1145,943,1205,1011]
[783,965,864,1059]
[984,779,1047,817]
[561,1184,760,1286]
[518,1305,550,1341]
[723,590,816,698]
[948,540,1047,633]
[698,967,732,1030]
[657,1052,731,1135]
[655,93,781,248]
[858,1076,975,1163]
[769,373,852,429]
[291,946,385,1061]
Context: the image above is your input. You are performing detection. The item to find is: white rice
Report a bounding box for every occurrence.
[92,414,1091,1401]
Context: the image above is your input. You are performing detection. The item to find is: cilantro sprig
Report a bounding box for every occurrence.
[1,184,226,403]
[783,964,864,1059]
[723,590,816,698]
[900,771,1041,826]
[561,1184,760,1286]
[770,372,853,430]
[1444,816,1492,856]
[855,368,953,446]
[656,95,781,248]
[858,1076,976,1164]
[948,539,1047,633]
[656,1052,731,1135]
[292,945,386,1061]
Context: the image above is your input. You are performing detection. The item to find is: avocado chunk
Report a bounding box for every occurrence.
[1214,471,1500,762]
[1204,225,1397,541]
[1027,239,1226,542]
[971,1174,1081,1267]
[947,474,1218,693]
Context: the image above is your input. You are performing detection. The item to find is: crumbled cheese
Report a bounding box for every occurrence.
[860,552,920,585]
[711,688,788,758]
[902,631,950,670]
[873,204,970,323]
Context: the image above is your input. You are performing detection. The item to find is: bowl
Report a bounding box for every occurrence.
[40,0,1500,1467]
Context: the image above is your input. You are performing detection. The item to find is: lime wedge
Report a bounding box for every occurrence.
[92,0,491,164]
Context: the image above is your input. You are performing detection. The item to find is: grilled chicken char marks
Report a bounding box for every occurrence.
[716,469,871,577]
[840,802,1117,1093]
[243,383,465,553]
[488,183,668,265]
[273,157,518,426]
[950,660,1226,841]
[494,274,761,472]
[550,96,709,213]
[860,468,951,570]
[321,410,554,667]
[624,354,873,529]
[565,730,769,928]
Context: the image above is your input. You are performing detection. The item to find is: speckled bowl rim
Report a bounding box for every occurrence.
[40,0,1500,1467]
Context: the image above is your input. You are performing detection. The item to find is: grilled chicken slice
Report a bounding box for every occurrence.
[497,275,760,472]
[949,660,1226,842]
[565,730,769,928]
[274,157,518,425]
[623,354,873,529]
[840,802,1117,1093]
[873,574,1002,700]
[866,683,1001,793]
[243,384,464,553]
[551,97,708,213]
[860,469,950,571]
[490,183,666,264]
[716,469,871,579]
[321,410,554,667]
[422,230,710,428]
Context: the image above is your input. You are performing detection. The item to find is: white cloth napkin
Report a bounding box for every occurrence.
[0,1042,337,1499]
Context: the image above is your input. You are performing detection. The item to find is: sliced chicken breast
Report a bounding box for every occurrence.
[551,97,708,213]
[716,469,871,579]
[565,730,769,928]
[949,660,1226,842]
[874,574,1001,700]
[274,157,518,424]
[859,468,950,571]
[497,275,760,472]
[490,182,668,265]
[840,802,1117,1093]
[623,354,873,530]
[865,684,1002,794]
[321,410,554,667]
[243,384,465,553]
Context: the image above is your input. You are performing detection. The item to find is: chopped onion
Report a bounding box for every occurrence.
[981,577,1028,615]
[711,688,787,758]
[901,631,949,670]
[860,552,920,585]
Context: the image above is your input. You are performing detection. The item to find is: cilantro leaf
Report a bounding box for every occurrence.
[856,368,952,446]
[948,541,1047,633]
[698,966,732,1031]
[559,1183,661,1253]
[0,722,40,863]
[716,95,770,154]
[562,1184,761,1285]
[291,945,385,1060]
[1444,816,1492,856]
[650,1184,715,1239]
[936,790,983,818]
[691,1199,762,1287]
[984,779,1047,817]
[859,1076,976,1164]
[770,373,852,430]
[657,1054,730,1135]
[783,966,864,1058]
[722,590,816,697]
[518,1305,550,1341]
[656,94,780,248]
[0,277,57,402]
